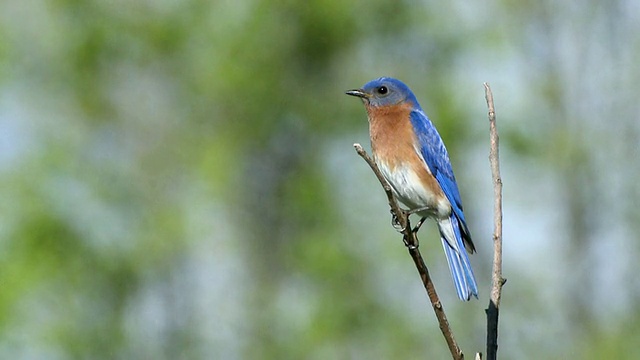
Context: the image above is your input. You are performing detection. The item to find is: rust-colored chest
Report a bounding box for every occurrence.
[365,102,447,211]
[366,103,418,170]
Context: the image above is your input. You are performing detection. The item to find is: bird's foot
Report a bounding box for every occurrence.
[412,216,428,234]
[402,233,419,250]
[391,209,405,232]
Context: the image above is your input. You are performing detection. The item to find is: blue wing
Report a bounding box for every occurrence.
[409,110,475,252]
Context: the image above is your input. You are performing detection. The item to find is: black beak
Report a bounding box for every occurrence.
[345,89,369,99]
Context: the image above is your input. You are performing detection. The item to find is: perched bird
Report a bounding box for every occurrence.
[346,77,478,301]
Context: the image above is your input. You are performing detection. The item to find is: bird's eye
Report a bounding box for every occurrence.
[376,86,388,95]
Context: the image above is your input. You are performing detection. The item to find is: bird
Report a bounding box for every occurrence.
[346,77,478,301]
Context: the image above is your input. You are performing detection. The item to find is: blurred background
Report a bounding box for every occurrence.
[1,0,639,358]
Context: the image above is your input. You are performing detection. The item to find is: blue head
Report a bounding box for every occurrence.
[346,77,420,109]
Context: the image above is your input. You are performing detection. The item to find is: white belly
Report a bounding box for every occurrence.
[376,159,451,219]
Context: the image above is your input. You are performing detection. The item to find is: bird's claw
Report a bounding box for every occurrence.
[412,216,427,234]
[402,234,419,250]
[391,210,405,232]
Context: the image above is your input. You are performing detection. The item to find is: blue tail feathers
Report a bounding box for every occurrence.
[439,215,478,301]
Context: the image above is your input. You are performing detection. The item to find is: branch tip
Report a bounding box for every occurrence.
[483,82,504,360]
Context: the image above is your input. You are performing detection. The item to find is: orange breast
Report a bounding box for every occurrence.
[367,103,415,169]
[367,103,446,207]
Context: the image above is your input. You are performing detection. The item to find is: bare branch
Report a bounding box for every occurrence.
[483,83,505,360]
[354,143,464,360]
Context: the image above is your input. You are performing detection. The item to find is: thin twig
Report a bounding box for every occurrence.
[483,83,505,360]
[354,144,464,360]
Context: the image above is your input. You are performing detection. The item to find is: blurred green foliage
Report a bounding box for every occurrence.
[0,0,639,359]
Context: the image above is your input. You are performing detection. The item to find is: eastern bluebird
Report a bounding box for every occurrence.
[346,77,478,301]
